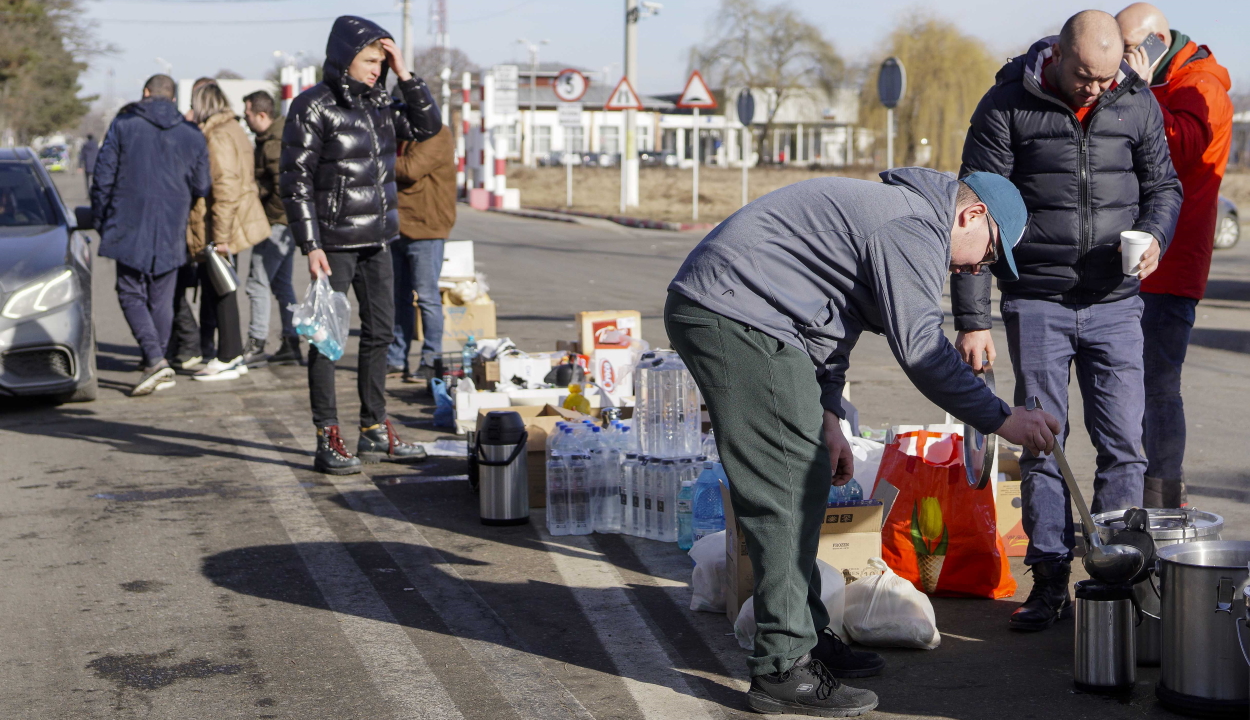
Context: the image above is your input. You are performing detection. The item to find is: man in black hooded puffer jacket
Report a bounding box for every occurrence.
[951,11,1181,633]
[281,15,442,474]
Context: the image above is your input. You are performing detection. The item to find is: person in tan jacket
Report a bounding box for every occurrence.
[386,125,457,383]
[186,82,270,381]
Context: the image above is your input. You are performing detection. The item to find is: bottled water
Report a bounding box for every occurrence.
[676,479,695,551]
[847,479,864,504]
[625,454,642,536]
[461,334,477,376]
[586,427,607,531]
[567,451,592,535]
[633,352,703,458]
[546,444,569,536]
[642,456,656,540]
[657,459,678,542]
[692,461,726,542]
[701,429,720,462]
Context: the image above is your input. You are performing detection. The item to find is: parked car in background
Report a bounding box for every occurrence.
[38,145,69,173]
[639,150,678,167]
[0,147,96,402]
[1215,195,1240,249]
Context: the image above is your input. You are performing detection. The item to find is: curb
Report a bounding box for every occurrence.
[483,207,579,224]
[521,206,717,232]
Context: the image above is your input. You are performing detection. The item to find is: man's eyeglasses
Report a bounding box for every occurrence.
[979,214,999,268]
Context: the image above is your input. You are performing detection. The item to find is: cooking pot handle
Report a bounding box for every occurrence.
[1217,577,1236,614]
[473,432,529,467]
[1149,558,1163,599]
[1236,617,1250,668]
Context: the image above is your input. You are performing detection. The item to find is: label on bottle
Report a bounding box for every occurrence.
[676,499,692,513]
[620,492,627,505]
[632,494,640,508]
[657,500,665,513]
[645,498,652,510]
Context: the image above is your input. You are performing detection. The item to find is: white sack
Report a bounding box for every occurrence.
[843,558,940,650]
[733,559,847,651]
[688,530,727,613]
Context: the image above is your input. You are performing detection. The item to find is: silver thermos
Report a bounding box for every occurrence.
[1073,579,1136,693]
[475,411,530,526]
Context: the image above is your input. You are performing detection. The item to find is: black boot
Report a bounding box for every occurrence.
[357,418,428,464]
[747,653,879,717]
[241,337,269,368]
[268,336,303,366]
[315,425,363,475]
[1009,559,1072,632]
[811,627,885,678]
[1143,475,1188,508]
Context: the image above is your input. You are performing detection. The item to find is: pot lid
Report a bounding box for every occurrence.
[1093,508,1223,540]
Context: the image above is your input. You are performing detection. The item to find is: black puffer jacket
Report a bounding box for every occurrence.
[280,15,442,253]
[951,37,1182,330]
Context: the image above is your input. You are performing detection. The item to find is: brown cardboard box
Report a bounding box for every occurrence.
[417,289,497,353]
[575,310,642,356]
[998,444,1022,482]
[723,486,884,623]
[996,480,1027,557]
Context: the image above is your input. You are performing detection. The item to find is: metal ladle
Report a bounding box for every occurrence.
[1026,397,1145,584]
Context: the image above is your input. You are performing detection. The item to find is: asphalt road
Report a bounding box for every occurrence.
[2,171,1248,719]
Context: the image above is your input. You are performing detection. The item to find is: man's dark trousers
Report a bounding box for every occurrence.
[115,262,177,368]
[1140,291,1199,492]
[309,246,394,429]
[167,262,201,363]
[665,291,831,677]
[1002,295,1146,565]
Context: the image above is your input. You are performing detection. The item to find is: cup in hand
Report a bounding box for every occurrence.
[1120,231,1153,276]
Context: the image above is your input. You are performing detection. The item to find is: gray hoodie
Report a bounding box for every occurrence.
[669,167,1010,434]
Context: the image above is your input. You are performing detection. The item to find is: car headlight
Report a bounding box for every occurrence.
[2,268,76,319]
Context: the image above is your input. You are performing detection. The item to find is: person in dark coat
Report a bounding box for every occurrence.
[91,74,211,396]
[280,15,442,474]
[951,10,1182,633]
[78,134,98,196]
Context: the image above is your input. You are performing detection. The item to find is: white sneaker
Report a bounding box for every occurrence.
[155,379,177,392]
[192,357,241,382]
[177,355,203,370]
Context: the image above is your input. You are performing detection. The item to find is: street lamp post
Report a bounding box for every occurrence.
[622,1,661,211]
[517,39,548,168]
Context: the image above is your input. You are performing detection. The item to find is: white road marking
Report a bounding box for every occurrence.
[272,411,596,720]
[537,528,720,720]
[227,415,464,720]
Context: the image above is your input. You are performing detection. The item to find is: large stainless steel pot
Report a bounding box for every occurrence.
[1155,540,1250,717]
[1095,508,1223,665]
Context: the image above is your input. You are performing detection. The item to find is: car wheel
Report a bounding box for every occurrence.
[56,376,98,403]
[1214,213,1240,249]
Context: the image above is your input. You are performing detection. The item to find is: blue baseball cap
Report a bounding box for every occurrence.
[962,172,1027,281]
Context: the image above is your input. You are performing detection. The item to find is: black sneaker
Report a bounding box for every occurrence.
[268,336,303,366]
[1009,559,1072,632]
[242,337,269,368]
[314,425,363,475]
[747,653,879,717]
[131,361,175,397]
[357,418,427,464]
[812,627,885,678]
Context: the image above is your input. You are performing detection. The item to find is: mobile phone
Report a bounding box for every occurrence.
[1137,33,1168,69]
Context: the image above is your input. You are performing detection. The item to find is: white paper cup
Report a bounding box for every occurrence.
[1120,231,1153,276]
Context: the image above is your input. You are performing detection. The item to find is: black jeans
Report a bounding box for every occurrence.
[167,262,202,363]
[198,258,244,362]
[309,246,394,429]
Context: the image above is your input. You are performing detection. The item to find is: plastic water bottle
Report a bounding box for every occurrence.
[827,483,846,506]
[701,429,720,463]
[657,459,678,542]
[642,456,656,540]
[546,430,571,536]
[692,461,726,542]
[461,335,477,376]
[846,479,864,504]
[676,479,696,550]
[586,427,606,532]
[567,451,592,535]
[623,453,641,536]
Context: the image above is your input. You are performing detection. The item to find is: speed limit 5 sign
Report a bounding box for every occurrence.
[553,69,589,102]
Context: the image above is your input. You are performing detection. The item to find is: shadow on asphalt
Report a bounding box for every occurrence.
[1203,278,1250,302]
[1190,327,1250,354]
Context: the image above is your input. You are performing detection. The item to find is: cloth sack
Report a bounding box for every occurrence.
[688,530,727,613]
[733,559,846,651]
[843,558,940,650]
[878,429,1016,599]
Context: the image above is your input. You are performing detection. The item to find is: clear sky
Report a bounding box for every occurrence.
[81,0,1248,105]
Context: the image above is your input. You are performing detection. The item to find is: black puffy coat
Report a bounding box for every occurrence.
[951,37,1182,331]
[280,15,442,253]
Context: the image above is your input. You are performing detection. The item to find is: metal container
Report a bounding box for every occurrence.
[1073,580,1136,693]
[205,245,239,295]
[1155,540,1250,717]
[475,411,530,526]
[1095,508,1223,665]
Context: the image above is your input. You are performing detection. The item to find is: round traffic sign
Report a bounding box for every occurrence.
[736,88,755,126]
[553,69,589,102]
[878,57,906,109]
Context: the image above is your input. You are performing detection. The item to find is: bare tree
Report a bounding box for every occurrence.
[858,11,1001,171]
[411,46,477,88]
[692,0,843,159]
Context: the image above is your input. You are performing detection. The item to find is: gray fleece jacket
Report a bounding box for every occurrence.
[668,167,1011,435]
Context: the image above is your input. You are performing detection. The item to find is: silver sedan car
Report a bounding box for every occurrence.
[0,147,96,402]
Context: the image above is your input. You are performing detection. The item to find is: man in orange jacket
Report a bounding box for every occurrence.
[1117,3,1233,508]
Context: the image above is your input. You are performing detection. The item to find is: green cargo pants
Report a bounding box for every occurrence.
[664,291,832,677]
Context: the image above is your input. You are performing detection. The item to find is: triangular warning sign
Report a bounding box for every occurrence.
[604,76,644,110]
[676,70,717,109]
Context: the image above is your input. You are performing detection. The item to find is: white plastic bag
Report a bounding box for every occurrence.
[291,274,350,361]
[843,558,940,650]
[688,530,727,613]
[733,559,847,651]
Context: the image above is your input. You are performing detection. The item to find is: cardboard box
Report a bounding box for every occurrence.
[441,240,475,278]
[417,289,497,353]
[476,404,596,508]
[575,310,642,357]
[723,483,884,624]
[996,480,1027,557]
[998,444,1022,482]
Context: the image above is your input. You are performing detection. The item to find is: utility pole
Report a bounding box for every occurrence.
[401,0,413,76]
[517,39,548,168]
[430,0,450,126]
[623,0,639,210]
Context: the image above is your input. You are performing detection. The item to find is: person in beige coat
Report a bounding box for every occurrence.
[186,82,270,381]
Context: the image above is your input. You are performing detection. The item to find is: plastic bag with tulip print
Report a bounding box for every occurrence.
[878,429,1016,599]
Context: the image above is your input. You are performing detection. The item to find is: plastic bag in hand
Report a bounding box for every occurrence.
[733,559,847,651]
[843,558,940,650]
[291,274,350,361]
[688,530,727,613]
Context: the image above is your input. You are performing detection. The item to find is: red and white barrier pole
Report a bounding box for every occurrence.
[457,71,470,197]
[480,73,494,195]
[299,66,316,93]
[492,133,508,208]
[280,66,296,116]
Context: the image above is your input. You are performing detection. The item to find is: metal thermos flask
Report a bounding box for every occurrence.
[475,411,530,526]
[1073,579,1136,693]
[205,244,239,295]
